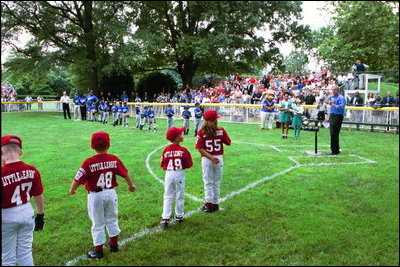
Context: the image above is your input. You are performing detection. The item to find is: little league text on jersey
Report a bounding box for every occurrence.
[163,150,184,158]
[2,170,36,186]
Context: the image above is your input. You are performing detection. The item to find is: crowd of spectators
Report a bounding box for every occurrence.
[1,83,18,102]
[149,70,339,107]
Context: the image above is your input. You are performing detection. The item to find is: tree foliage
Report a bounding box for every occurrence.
[282,50,309,75]
[310,1,399,72]
[1,1,133,94]
[136,72,177,100]
[130,1,310,88]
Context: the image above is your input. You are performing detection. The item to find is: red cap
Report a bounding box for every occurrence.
[1,135,23,148]
[166,127,186,142]
[204,110,220,122]
[91,131,110,150]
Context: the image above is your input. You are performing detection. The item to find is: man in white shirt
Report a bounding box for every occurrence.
[60,91,71,119]
[24,95,33,110]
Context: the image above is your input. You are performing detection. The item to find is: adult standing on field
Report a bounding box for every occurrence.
[1,135,45,266]
[60,91,71,119]
[37,95,44,111]
[328,85,346,155]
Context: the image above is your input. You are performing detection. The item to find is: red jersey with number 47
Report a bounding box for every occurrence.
[74,153,128,191]
[195,127,231,156]
[160,144,193,171]
[1,161,44,209]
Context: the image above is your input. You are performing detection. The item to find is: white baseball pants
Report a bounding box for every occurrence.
[74,105,81,120]
[202,155,223,204]
[167,117,174,129]
[2,203,35,266]
[148,118,155,131]
[135,114,141,128]
[183,118,190,129]
[194,118,202,133]
[162,170,185,220]
[87,188,120,246]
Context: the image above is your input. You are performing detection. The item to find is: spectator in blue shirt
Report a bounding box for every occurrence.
[120,91,129,103]
[328,85,346,155]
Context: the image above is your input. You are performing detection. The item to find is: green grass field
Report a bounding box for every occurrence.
[2,112,399,266]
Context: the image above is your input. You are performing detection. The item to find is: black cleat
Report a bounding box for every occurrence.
[200,205,213,213]
[174,216,184,222]
[212,204,219,212]
[87,249,104,260]
[107,244,119,253]
[160,219,170,227]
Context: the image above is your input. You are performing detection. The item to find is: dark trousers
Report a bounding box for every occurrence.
[80,106,87,120]
[329,114,343,154]
[63,103,71,119]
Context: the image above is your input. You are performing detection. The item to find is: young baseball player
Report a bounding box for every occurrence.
[99,101,109,124]
[139,105,149,130]
[165,104,175,129]
[182,105,191,135]
[160,127,193,227]
[79,94,87,121]
[121,102,130,127]
[193,102,203,137]
[278,92,293,139]
[147,105,156,132]
[73,92,81,120]
[111,101,121,127]
[291,99,304,140]
[68,131,136,260]
[87,103,93,121]
[90,104,98,122]
[2,135,45,266]
[195,110,231,213]
[135,105,141,129]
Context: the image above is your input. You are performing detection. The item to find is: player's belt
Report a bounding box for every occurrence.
[87,188,112,194]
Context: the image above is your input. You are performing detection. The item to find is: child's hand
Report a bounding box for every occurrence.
[68,190,77,195]
[128,185,136,192]
[211,157,220,164]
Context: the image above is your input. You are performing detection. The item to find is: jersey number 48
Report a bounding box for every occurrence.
[97,171,113,188]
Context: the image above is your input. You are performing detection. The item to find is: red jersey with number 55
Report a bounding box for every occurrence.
[74,153,128,191]
[160,144,193,171]
[2,161,44,209]
[195,127,231,156]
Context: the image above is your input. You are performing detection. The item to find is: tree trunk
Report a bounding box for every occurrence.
[83,1,99,94]
[178,56,198,90]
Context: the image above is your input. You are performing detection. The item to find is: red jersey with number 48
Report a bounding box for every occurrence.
[1,161,44,209]
[195,127,231,156]
[74,153,128,191]
[160,144,193,171]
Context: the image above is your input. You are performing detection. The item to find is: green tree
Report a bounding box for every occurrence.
[1,1,132,94]
[282,51,309,74]
[130,1,309,88]
[310,1,399,72]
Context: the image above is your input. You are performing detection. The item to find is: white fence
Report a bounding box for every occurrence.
[2,101,399,132]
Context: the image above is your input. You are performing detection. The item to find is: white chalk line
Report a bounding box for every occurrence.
[65,142,376,266]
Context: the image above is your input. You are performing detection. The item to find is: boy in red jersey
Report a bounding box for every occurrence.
[1,135,45,266]
[195,110,231,213]
[68,131,136,260]
[160,126,193,227]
